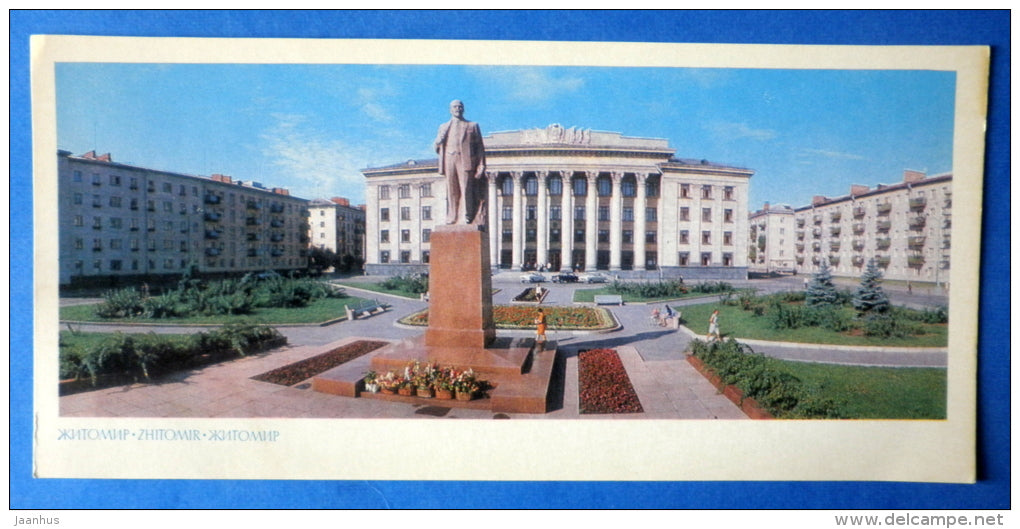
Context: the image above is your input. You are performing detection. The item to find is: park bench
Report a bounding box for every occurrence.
[593,294,623,306]
[345,299,387,320]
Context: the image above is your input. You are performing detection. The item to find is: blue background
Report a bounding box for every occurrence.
[10,10,1010,509]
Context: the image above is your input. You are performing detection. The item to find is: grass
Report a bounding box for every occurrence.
[779,361,947,419]
[61,330,193,351]
[59,296,376,325]
[336,280,423,299]
[679,302,948,347]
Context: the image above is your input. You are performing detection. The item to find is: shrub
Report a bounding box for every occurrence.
[379,274,429,294]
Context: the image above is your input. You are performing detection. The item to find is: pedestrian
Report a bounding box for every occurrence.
[651,307,662,327]
[708,309,721,342]
[907,281,913,295]
[534,308,547,349]
[663,305,675,327]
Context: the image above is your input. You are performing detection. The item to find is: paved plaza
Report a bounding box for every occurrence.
[58,276,948,420]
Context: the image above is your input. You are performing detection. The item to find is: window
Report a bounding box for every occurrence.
[73,193,83,205]
[320,221,326,228]
[502,207,513,221]
[679,207,689,221]
[680,184,690,198]
[574,229,585,243]
[94,259,103,271]
[723,231,733,245]
[380,208,390,222]
[398,184,411,198]
[92,195,102,207]
[646,179,659,198]
[645,231,657,244]
[679,252,689,266]
[549,177,562,195]
[130,239,139,251]
[421,206,432,220]
[179,240,188,252]
[422,229,431,243]
[163,239,174,250]
[701,185,712,199]
[92,217,102,229]
[92,173,102,186]
[574,206,585,221]
[380,251,390,263]
[550,228,561,241]
[420,183,432,197]
[597,229,609,243]
[646,207,657,222]
[378,185,390,200]
[91,238,102,251]
[74,238,84,249]
[701,252,712,266]
[526,206,537,221]
[502,229,513,243]
[109,175,121,186]
[597,176,611,196]
[178,184,187,196]
[501,177,514,196]
[401,229,410,243]
[702,207,712,222]
[525,176,538,196]
[74,260,83,271]
[702,231,712,244]
[400,251,411,264]
[572,177,587,197]
[129,177,138,189]
[162,182,172,193]
[421,251,430,263]
[723,253,734,266]
[110,217,123,229]
[550,206,562,221]
[400,207,411,221]
[724,209,734,223]
[109,196,122,208]
[380,230,390,243]
[163,258,174,269]
[163,201,173,212]
[526,229,537,242]
[622,207,634,222]
[621,178,635,197]
[679,230,689,244]
[598,206,610,221]
[73,171,83,182]
[623,230,633,244]
[164,220,174,231]
[724,186,734,201]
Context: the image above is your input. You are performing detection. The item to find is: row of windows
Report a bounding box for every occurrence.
[377,205,734,224]
[379,228,735,246]
[376,179,739,201]
[376,250,735,267]
[378,183,433,200]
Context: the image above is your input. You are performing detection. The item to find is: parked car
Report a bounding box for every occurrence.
[551,272,579,283]
[578,272,608,283]
[520,272,547,283]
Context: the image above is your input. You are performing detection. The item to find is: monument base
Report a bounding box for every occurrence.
[424,224,495,349]
[312,336,558,415]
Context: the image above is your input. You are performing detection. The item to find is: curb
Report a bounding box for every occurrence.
[675,324,947,354]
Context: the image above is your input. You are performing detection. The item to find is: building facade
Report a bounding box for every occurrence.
[791,170,952,283]
[58,150,311,287]
[308,197,367,264]
[363,125,753,279]
[748,203,798,273]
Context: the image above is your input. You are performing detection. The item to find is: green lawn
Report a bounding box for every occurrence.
[335,281,423,299]
[59,296,377,325]
[778,361,947,419]
[679,302,948,347]
[60,330,192,350]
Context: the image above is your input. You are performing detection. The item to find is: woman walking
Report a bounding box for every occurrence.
[708,309,721,342]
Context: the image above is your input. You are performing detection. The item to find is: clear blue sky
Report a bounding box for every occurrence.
[56,63,955,210]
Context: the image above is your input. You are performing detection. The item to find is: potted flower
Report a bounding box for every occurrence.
[453,368,479,401]
[433,370,455,400]
[397,377,415,396]
[362,370,379,394]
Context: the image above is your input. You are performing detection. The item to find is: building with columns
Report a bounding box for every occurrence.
[789,170,952,284]
[362,125,753,279]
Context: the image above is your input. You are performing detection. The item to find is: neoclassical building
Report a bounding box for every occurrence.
[363,125,753,279]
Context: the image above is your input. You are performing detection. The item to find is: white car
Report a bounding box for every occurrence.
[578,272,608,283]
[520,272,547,283]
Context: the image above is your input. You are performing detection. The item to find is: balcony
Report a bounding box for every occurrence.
[795,256,804,264]
[204,194,221,205]
[270,219,285,228]
[812,228,822,239]
[830,212,842,222]
[852,240,865,251]
[270,233,285,242]
[829,226,841,236]
[812,215,822,225]
[270,203,285,213]
[246,217,262,226]
[943,218,952,230]
[247,233,261,241]
[942,237,951,250]
[796,231,805,241]
[853,207,866,218]
[811,256,821,265]
[909,197,927,211]
[811,242,821,252]
[796,218,805,228]
[876,255,891,268]
[246,248,258,257]
[852,256,865,267]
[852,223,865,234]
[795,243,805,252]
[829,242,841,252]
[907,255,925,268]
[908,236,926,250]
[246,201,261,210]
[876,203,892,215]
[271,249,284,257]
[204,230,221,239]
[939,260,950,270]
[876,220,891,232]
[908,217,926,230]
[829,255,840,266]
[204,211,222,222]
[876,238,891,250]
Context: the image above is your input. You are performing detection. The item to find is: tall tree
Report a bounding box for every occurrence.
[852,258,890,314]
[806,259,839,307]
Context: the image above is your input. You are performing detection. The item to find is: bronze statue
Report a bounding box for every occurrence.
[434,100,487,225]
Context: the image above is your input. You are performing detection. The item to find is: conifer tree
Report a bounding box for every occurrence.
[805,259,839,307]
[852,258,890,314]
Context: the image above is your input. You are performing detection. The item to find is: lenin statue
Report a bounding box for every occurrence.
[434,100,487,225]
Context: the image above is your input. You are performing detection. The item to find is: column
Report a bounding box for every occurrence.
[486,171,499,269]
[511,171,525,271]
[560,170,573,272]
[634,173,647,272]
[609,171,624,271]
[535,170,549,270]
[585,171,598,271]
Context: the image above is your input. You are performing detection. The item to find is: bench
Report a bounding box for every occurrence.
[345,299,387,320]
[594,294,623,306]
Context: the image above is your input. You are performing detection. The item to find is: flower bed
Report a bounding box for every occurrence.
[251,340,388,386]
[399,305,613,330]
[369,361,489,401]
[578,348,643,414]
